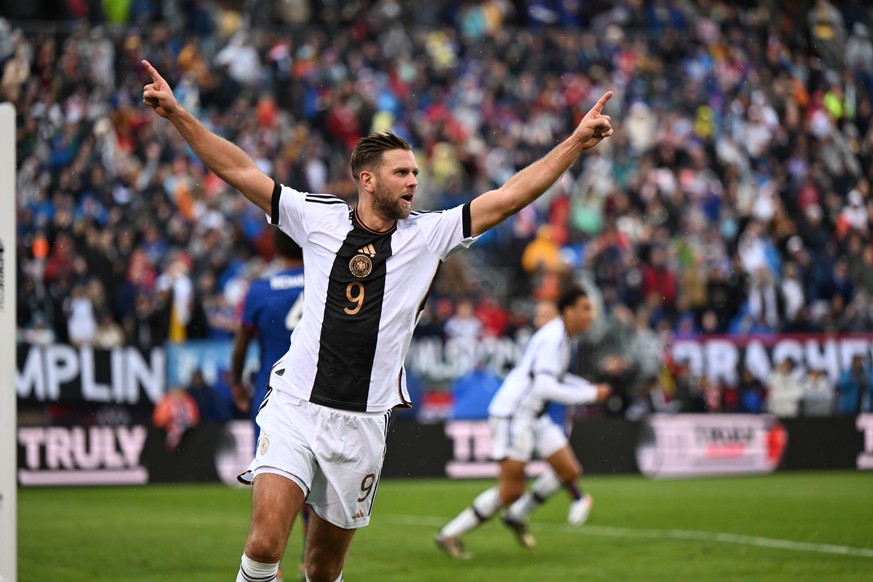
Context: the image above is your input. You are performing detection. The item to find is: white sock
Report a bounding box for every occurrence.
[441,487,502,538]
[236,553,279,582]
[506,471,562,521]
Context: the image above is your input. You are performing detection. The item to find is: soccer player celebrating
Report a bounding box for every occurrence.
[141,58,613,582]
[436,287,611,558]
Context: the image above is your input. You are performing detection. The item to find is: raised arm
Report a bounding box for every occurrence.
[469,91,614,237]
[141,59,274,214]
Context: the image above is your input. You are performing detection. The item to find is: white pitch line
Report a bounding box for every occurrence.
[381,515,873,559]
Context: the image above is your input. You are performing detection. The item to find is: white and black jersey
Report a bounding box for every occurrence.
[267,182,478,413]
[488,317,599,419]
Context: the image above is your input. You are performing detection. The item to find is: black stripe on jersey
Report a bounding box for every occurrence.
[257,386,273,413]
[306,193,348,205]
[270,181,281,225]
[462,202,471,238]
[310,213,395,411]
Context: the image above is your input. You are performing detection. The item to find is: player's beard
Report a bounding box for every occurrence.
[372,181,412,221]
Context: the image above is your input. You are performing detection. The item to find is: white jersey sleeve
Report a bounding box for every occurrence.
[268,183,341,245]
[530,372,599,406]
[489,318,574,418]
[409,204,479,261]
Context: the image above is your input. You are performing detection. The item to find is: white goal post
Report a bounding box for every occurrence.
[0,102,17,582]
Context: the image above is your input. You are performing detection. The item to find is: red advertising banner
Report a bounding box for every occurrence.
[635,414,786,478]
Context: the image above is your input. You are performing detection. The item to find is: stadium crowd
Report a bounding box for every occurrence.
[7,0,873,418]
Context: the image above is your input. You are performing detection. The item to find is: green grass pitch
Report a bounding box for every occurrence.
[18,471,873,581]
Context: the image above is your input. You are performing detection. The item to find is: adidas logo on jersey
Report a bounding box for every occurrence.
[352,507,367,519]
[356,244,376,257]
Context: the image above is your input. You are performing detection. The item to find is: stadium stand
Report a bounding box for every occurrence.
[6,0,873,417]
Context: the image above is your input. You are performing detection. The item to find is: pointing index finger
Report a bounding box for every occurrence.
[141,59,164,86]
[589,91,614,115]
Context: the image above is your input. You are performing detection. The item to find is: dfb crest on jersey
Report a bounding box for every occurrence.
[349,254,373,278]
[350,244,376,278]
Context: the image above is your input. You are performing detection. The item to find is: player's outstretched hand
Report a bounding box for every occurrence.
[573,91,614,150]
[141,59,179,119]
[595,383,612,403]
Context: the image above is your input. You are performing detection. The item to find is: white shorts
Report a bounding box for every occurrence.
[490,414,568,462]
[238,389,391,529]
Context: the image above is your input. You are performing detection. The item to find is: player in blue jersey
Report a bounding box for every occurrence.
[231,227,307,581]
[142,58,613,582]
[231,227,305,435]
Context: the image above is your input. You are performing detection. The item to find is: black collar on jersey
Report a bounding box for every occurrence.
[352,208,398,235]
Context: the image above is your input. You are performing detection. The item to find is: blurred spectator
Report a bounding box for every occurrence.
[19,312,56,346]
[850,246,873,296]
[628,305,665,384]
[745,267,781,331]
[412,300,446,339]
[779,260,806,324]
[577,304,638,417]
[801,366,836,416]
[766,358,804,417]
[155,253,196,342]
[474,292,509,338]
[521,224,564,276]
[641,245,676,314]
[846,22,873,91]
[808,0,847,72]
[705,263,744,333]
[522,225,570,301]
[201,271,238,340]
[736,366,766,414]
[668,358,706,413]
[215,30,261,88]
[836,354,873,414]
[185,369,233,423]
[1,40,30,102]
[704,378,734,413]
[443,297,483,343]
[66,282,97,346]
[94,309,126,348]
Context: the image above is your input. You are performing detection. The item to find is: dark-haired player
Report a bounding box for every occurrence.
[436,287,611,558]
[142,58,613,582]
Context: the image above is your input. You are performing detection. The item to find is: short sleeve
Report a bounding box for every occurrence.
[269,183,309,244]
[421,203,480,261]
